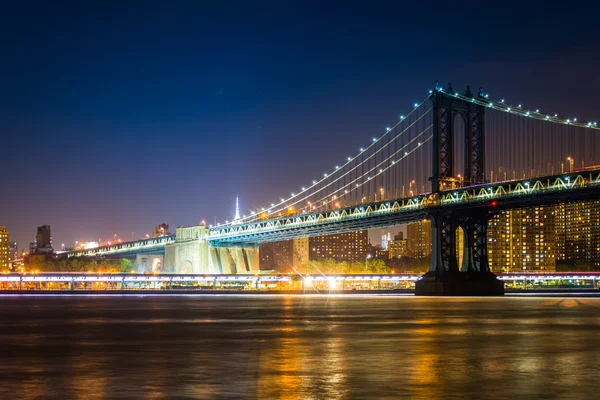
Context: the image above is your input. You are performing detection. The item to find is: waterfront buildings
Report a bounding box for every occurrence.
[0,226,8,270]
[488,206,556,272]
[309,230,368,262]
[261,230,368,269]
[554,200,600,268]
[260,238,309,270]
[486,201,600,272]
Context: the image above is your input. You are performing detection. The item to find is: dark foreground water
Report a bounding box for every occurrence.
[1,295,600,400]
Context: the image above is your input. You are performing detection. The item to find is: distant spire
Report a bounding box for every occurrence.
[234,195,241,220]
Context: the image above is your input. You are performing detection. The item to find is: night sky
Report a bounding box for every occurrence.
[2,1,599,251]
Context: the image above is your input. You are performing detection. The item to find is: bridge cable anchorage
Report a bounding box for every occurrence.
[222,97,432,227]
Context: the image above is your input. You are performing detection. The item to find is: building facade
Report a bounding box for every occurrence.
[260,238,309,270]
[309,230,368,262]
[0,227,8,270]
[554,200,600,268]
[388,232,408,259]
[407,220,432,258]
[488,206,556,272]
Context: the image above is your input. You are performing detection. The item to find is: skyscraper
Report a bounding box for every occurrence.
[0,227,8,270]
[488,207,555,272]
[234,195,241,221]
[555,200,600,268]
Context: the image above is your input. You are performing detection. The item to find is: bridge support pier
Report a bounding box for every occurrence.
[416,210,504,296]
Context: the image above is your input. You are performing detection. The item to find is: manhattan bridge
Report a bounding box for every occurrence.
[68,82,600,294]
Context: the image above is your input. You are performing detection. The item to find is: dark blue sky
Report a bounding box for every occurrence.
[1,1,599,250]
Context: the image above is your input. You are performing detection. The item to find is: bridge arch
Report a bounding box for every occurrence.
[431,83,486,192]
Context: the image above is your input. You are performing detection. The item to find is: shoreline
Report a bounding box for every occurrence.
[1,288,599,296]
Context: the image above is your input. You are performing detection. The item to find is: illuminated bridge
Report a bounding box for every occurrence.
[64,82,600,295]
[67,235,175,258]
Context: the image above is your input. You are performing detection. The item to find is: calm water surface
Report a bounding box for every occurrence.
[0,295,599,399]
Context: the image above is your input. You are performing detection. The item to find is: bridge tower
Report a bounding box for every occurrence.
[416,82,504,295]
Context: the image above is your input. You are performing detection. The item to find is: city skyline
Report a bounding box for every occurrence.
[2,2,599,251]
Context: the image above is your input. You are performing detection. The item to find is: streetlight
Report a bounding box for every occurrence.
[365,254,372,272]
[379,187,384,201]
[567,157,574,173]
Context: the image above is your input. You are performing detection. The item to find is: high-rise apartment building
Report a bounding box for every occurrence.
[488,206,555,272]
[388,232,408,259]
[309,230,368,261]
[407,220,432,258]
[554,200,600,267]
[0,227,9,270]
[292,238,309,267]
[260,238,309,270]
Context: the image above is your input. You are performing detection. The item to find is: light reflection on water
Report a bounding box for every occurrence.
[0,296,599,399]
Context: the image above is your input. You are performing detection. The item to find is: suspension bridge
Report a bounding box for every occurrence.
[66,82,600,295]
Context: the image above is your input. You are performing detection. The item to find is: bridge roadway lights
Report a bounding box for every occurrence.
[415,271,504,296]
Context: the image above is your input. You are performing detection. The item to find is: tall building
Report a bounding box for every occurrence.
[555,200,600,268]
[488,207,555,272]
[407,220,432,258]
[0,227,8,270]
[233,195,241,221]
[389,232,408,259]
[8,241,18,261]
[309,230,368,261]
[34,225,53,254]
[292,238,309,267]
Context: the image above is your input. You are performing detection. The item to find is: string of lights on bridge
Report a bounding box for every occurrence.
[430,85,599,130]
[213,96,431,227]
[308,127,432,211]
[255,115,432,220]
[214,83,599,228]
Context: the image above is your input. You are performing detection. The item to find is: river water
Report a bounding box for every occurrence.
[0,294,599,399]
